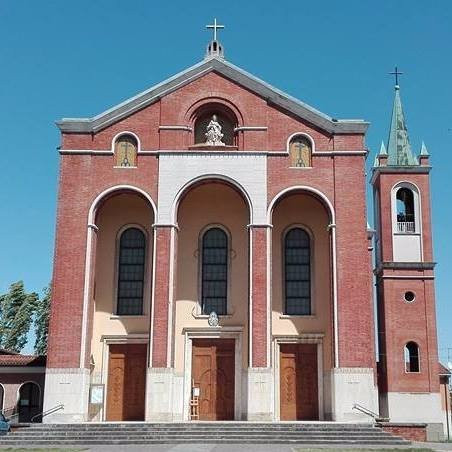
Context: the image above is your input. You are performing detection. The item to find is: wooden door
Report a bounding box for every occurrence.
[192,339,235,420]
[106,344,147,421]
[280,343,318,420]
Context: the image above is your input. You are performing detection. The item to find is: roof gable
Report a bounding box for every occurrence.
[56,57,368,135]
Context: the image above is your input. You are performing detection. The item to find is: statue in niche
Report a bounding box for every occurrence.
[205,114,225,146]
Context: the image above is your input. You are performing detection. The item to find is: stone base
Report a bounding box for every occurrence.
[246,367,273,421]
[330,367,378,422]
[42,368,90,423]
[380,392,444,441]
[145,367,176,421]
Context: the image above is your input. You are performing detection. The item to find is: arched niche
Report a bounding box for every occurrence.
[192,103,238,147]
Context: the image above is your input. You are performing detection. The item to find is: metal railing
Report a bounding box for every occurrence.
[397,221,415,233]
[31,404,64,423]
[352,403,389,422]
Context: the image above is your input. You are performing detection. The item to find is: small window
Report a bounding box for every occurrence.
[201,228,228,315]
[284,228,311,315]
[404,341,420,372]
[114,134,138,167]
[117,228,146,315]
[289,136,312,167]
[396,188,415,233]
[404,291,415,303]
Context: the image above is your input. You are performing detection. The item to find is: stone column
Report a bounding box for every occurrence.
[146,225,176,421]
[247,225,273,420]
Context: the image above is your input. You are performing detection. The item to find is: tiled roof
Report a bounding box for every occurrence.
[439,362,451,376]
[0,348,19,355]
[0,354,46,367]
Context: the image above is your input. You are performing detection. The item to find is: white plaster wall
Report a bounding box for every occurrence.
[393,234,421,262]
[386,392,443,424]
[145,368,175,422]
[43,369,90,423]
[330,368,378,422]
[246,367,274,421]
[158,153,267,224]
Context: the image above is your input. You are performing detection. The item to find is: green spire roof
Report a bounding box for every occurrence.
[386,86,418,166]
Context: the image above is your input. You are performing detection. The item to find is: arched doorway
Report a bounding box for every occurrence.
[269,188,334,421]
[174,178,251,420]
[18,382,40,423]
[91,189,155,421]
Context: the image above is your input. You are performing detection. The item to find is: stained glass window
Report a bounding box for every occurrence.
[117,228,145,315]
[289,136,312,167]
[284,228,311,315]
[115,135,137,167]
[201,228,228,315]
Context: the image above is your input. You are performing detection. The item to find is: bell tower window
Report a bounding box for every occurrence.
[396,187,415,233]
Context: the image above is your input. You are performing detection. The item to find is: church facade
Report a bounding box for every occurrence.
[43,32,444,430]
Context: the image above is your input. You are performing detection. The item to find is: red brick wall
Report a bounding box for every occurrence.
[379,424,427,442]
[251,227,268,367]
[151,227,172,367]
[47,154,158,369]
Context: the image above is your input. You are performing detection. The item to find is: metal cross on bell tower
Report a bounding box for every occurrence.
[389,66,403,88]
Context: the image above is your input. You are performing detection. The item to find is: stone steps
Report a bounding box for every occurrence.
[0,422,410,446]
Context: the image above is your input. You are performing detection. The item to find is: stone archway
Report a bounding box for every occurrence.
[18,382,41,423]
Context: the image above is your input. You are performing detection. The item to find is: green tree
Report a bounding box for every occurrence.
[34,285,51,355]
[0,281,38,352]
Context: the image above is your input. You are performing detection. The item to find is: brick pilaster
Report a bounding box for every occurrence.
[250,226,269,367]
[151,226,173,367]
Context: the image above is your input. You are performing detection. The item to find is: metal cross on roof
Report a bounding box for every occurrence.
[206,18,224,41]
[389,66,403,86]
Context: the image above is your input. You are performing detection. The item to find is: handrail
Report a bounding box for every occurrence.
[31,404,64,423]
[353,403,389,422]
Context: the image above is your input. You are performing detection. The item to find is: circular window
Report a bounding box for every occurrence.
[404,291,416,303]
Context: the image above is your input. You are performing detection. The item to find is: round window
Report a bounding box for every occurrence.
[404,291,416,303]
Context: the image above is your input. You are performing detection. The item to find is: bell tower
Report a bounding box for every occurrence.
[371,71,442,429]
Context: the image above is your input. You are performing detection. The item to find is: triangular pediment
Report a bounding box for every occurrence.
[56,57,368,134]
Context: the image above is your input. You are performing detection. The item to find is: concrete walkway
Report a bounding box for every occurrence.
[1,442,452,451]
[21,442,448,452]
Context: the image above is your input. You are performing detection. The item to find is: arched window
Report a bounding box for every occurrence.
[117,227,146,315]
[396,188,415,233]
[289,135,312,167]
[404,341,420,372]
[194,109,237,146]
[284,228,311,315]
[114,134,138,167]
[201,227,228,315]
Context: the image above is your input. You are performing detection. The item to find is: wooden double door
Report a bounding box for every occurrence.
[106,344,147,421]
[280,343,319,420]
[192,339,235,420]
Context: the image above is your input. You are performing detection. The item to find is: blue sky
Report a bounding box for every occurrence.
[0,1,451,361]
